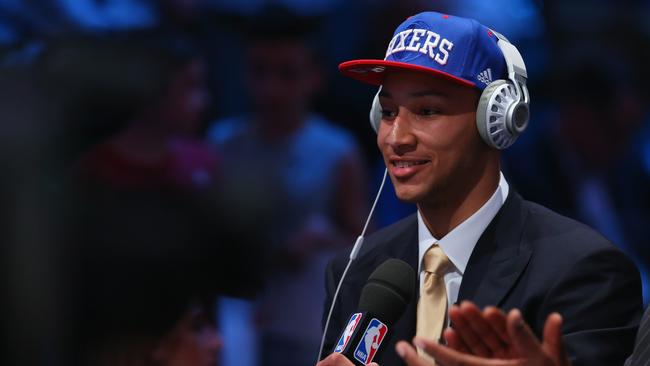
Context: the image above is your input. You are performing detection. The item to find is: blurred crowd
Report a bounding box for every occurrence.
[1,0,650,365]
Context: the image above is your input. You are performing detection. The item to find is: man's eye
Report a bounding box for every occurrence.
[419,108,440,116]
[381,109,397,118]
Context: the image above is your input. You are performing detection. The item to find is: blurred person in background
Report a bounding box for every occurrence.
[83,289,223,366]
[70,189,257,366]
[68,36,218,192]
[1,33,260,365]
[206,5,367,366]
[72,191,219,366]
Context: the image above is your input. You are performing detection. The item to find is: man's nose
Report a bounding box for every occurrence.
[386,113,417,154]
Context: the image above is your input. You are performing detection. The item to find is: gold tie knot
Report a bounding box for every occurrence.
[423,244,452,276]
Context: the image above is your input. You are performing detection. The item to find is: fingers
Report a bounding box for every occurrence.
[483,306,510,346]
[460,302,510,357]
[443,302,568,366]
[316,352,355,366]
[449,303,491,356]
[396,340,433,366]
[541,313,570,366]
[505,309,543,358]
[404,337,524,366]
[448,302,508,357]
[444,327,471,354]
[542,313,562,354]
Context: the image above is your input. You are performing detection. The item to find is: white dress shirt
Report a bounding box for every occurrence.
[417,172,509,315]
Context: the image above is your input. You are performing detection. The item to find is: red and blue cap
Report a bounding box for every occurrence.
[339,11,507,90]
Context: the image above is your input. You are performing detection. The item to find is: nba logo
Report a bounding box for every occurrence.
[334,313,362,353]
[353,318,388,364]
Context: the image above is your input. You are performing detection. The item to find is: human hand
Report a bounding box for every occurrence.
[395,307,570,366]
[444,301,515,358]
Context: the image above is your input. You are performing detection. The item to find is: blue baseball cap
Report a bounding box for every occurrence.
[339,11,507,90]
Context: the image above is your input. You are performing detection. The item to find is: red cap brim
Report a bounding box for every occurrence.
[339,59,476,88]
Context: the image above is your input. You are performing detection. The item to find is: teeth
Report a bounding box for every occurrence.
[394,160,427,168]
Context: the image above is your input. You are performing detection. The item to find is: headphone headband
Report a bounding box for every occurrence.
[491,30,529,105]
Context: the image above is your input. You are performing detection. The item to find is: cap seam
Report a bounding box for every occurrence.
[461,19,481,86]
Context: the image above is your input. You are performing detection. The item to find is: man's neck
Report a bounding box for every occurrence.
[418,168,500,239]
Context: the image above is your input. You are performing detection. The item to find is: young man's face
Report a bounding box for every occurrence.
[377,70,490,204]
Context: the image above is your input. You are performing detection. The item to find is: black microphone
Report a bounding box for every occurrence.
[331,258,415,365]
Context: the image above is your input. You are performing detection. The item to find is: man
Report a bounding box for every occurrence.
[318,11,642,366]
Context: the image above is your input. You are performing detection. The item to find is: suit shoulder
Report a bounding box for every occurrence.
[521,199,627,258]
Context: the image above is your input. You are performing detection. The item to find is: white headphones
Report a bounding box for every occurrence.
[368,30,529,150]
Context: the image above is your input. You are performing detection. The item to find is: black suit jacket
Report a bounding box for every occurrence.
[322,191,642,366]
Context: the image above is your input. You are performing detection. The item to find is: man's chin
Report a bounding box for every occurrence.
[394,189,426,204]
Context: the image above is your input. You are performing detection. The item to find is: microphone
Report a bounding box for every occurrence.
[317,169,388,362]
[331,258,415,365]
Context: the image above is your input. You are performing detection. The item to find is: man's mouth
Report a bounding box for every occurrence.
[392,160,429,168]
[388,158,431,179]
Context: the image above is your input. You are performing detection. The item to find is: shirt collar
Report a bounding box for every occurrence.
[417,172,509,275]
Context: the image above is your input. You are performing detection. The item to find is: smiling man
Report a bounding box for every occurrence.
[318,11,642,366]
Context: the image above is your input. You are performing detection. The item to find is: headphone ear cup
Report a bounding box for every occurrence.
[369,90,382,133]
[476,80,506,148]
[476,79,525,150]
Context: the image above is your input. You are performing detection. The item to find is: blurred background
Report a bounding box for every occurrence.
[1,0,649,365]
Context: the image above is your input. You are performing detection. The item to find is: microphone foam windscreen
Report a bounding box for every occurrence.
[358,258,416,325]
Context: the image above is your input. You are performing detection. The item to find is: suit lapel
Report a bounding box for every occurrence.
[458,191,532,308]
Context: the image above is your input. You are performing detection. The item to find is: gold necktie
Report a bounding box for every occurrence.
[416,244,452,361]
